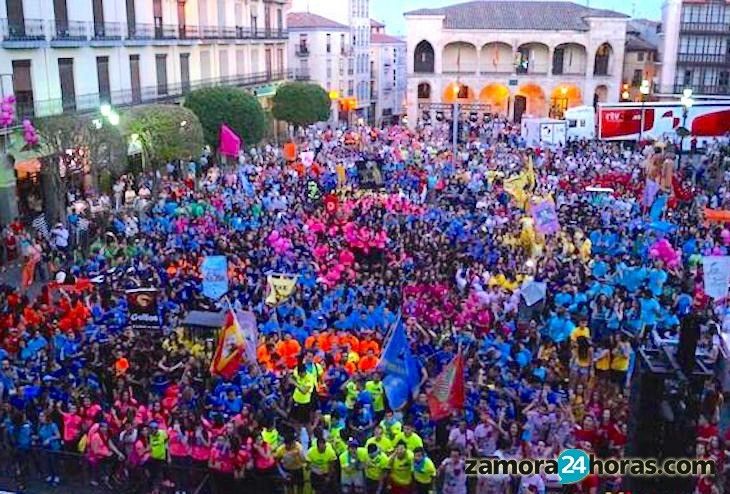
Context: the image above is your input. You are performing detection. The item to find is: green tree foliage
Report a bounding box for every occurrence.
[271,82,331,127]
[120,105,204,167]
[184,87,265,147]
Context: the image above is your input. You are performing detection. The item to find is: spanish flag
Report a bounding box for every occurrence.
[265,273,298,306]
[427,353,465,420]
[210,311,245,380]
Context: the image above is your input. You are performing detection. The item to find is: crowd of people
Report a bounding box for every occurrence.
[0,116,728,494]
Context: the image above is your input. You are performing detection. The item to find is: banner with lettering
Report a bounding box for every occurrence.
[202,255,229,300]
[531,200,560,235]
[126,288,161,329]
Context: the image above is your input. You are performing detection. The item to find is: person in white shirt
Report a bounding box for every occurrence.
[50,223,69,251]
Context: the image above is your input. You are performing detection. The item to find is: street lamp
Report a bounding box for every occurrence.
[452,83,460,153]
[638,79,651,144]
[679,88,694,165]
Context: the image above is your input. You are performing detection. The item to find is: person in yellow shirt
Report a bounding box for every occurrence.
[364,443,390,494]
[275,436,306,494]
[393,423,423,452]
[610,333,631,388]
[365,426,393,454]
[365,373,385,419]
[571,318,591,342]
[594,341,611,382]
[388,441,414,493]
[339,439,368,493]
[412,447,437,494]
[571,336,593,387]
[291,363,316,424]
[380,410,402,441]
[306,436,337,494]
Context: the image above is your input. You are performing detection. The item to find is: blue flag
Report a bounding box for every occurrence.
[650,194,668,221]
[202,256,229,300]
[379,319,420,410]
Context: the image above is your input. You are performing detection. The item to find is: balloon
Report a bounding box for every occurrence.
[721,229,730,245]
[339,250,355,266]
[268,230,280,243]
[649,249,660,258]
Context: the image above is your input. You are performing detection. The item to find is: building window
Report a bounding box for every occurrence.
[684,69,693,85]
[277,48,284,73]
[326,60,332,79]
[299,34,308,53]
[11,60,33,116]
[348,80,353,96]
[632,69,643,86]
[417,82,431,99]
[129,54,141,103]
[341,34,346,54]
[156,54,168,95]
[720,71,729,87]
[326,33,331,53]
[637,51,645,62]
[96,56,110,103]
[58,58,76,112]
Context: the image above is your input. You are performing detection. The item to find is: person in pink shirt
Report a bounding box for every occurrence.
[130,425,151,479]
[80,397,102,429]
[190,423,210,490]
[113,389,138,417]
[168,418,191,494]
[60,403,82,450]
[209,435,235,493]
[86,422,124,487]
[252,433,277,492]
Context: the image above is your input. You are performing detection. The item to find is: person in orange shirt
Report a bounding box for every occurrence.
[275,333,301,369]
[359,333,380,356]
[358,349,379,374]
[317,329,337,353]
[304,329,320,350]
[257,342,273,368]
[338,331,360,355]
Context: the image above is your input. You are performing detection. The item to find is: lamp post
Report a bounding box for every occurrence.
[452,83,460,154]
[679,88,694,166]
[638,79,650,145]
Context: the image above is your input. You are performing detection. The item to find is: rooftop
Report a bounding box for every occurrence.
[626,33,657,52]
[370,19,385,28]
[286,12,348,30]
[404,0,628,31]
[371,32,405,44]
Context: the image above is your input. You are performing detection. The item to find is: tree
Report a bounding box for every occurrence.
[35,113,125,222]
[271,82,331,128]
[184,87,265,148]
[120,105,204,168]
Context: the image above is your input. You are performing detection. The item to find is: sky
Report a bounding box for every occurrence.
[372,0,664,35]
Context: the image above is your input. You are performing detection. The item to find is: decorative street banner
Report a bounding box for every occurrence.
[201,255,229,300]
[126,288,161,329]
[237,310,259,364]
[531,200,560,235]
[703,256,730,299]
[219,124,242,157]
[265,273,298,306]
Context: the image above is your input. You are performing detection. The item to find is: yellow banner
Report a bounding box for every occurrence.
[265,273,298,306]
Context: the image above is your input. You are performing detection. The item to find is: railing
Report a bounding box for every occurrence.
[178,24,200,39]
[0,18,288,43]
[674,84,730,95]
[293,68,310,80]
[680,21,730,34]
[53,20,87,39]
[677,52,730,65]
[15,70,293,120]
[1,18,45,40]
[296,46,309,56]
[93,21,123,39]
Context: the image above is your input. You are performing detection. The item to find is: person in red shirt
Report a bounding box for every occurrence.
[209,435,235,493]
[697,415,719,442]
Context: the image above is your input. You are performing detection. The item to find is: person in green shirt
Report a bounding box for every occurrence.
[412,447,437,494]
[365,373,386,418]
[364,443,390,494]
[339,439,367,493]
[148,421,168,485]
[365,425,393,454]
[261,421,281,449]
[344,376,362,409]
[306,436,337,494]
[388,441,414,491]
[394,423,423,452]
[379,410,402,441]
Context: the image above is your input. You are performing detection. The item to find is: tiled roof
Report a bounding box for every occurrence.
[287,12,348,29]
[404,0,628,31]
[626,33,656,52]
[370,19,385,27]
[371,32,405,44]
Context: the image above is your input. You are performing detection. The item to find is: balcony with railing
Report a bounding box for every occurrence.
[296,46,309,57]
[1,18,46,46]
[293,68,310,81]
[14,70,293,120]
[0,18,288,46]
[677,52,730,65]
[674,83,730,95]
[680,22,730,34]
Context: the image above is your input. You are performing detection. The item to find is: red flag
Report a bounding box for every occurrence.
[427,353,465,420]
[210,311,245,380]
[324,194,339,215]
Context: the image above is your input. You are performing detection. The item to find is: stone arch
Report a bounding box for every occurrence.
[414,40,435,73]
[442,42,478,73]
[550,84,583,118]
[443,81,476,103]
[479,83,510,115]
[594,42,613,76]
[516,83,547,117]
[481,42,513,73]
[516,42,550,74]
[552,43,587,75]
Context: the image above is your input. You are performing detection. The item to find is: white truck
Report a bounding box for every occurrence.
[564,105,596,141]
[521,118,567,147]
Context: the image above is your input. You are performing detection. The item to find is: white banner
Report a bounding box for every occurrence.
[703,256,730,299]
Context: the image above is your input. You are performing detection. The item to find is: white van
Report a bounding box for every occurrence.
[564,105,596,141]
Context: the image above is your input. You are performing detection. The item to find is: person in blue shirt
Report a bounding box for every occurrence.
[38,411,62,486]
[7,411,33,492]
